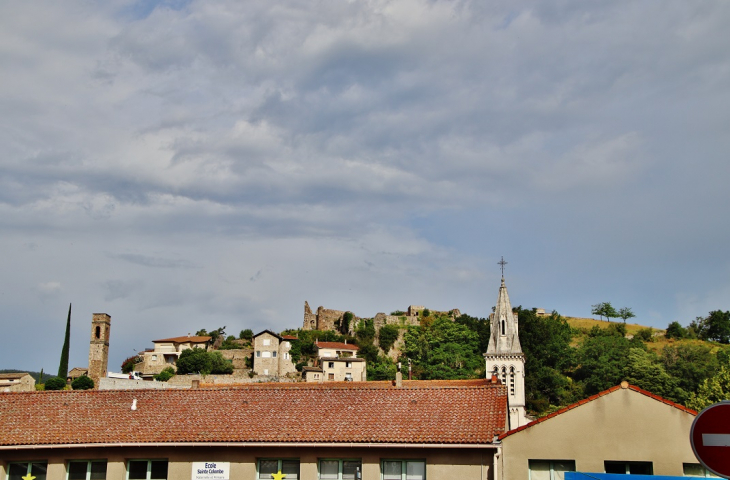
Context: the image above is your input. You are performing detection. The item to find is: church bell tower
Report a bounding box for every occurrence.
[484,258,529,428]
[88,313,111,388]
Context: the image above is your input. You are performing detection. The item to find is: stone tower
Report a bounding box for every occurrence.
[484,277,529,428]
[88,313,111,387]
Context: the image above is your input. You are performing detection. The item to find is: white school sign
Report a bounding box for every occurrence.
[192,462,230,480]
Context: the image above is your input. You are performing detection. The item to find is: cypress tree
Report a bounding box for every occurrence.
[57,303,71,379]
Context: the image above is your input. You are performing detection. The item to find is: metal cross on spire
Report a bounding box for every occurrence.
[498,256,508,277]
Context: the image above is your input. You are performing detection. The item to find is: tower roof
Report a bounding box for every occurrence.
[486,277,522,355]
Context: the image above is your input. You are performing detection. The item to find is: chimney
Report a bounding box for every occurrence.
[396,362,402,387]
[191,380,199,389]
[491,374,499,384]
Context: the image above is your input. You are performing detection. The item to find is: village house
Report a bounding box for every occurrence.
[0,373,35,393]
[136,335,212,378]
[302,341,366,382]
[252,330,297,378]
[497,381,699,479]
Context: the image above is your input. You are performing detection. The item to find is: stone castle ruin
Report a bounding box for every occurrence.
[303,301,461,335]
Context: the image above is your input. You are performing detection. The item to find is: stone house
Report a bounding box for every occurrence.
[252,330,297,377]
[136,335,212,377]
[0,373,35,392]
[0,379,507,480]
[497,381,699,480]
[304,341,366,382]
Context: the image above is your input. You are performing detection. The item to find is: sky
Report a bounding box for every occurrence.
[1,0,729,374]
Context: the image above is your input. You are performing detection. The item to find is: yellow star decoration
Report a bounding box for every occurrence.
[22,474,36,480]
[270,470,287,480]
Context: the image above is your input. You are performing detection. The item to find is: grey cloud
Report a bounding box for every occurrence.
[109,253,199,269]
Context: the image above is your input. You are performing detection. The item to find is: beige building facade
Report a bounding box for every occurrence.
[136,335,211,377]
[498,382,699,480]
[252,330,296,377]
[0,373,35,392]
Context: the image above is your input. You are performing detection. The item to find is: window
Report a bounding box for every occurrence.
[262,351,272,358]
[328,373,335,380]
[346,362,352,368]
[604,461,652,475]
[128,460,168,480]
[285,353,290,360]
[69,460,107,480]
[509,366,515,395]
[263,339,271,346]
[320,459,362,480]
[264,369,269,375]
[501,318,506,335]
[345,373,353,381]
[256,351,261,357]
[328,362,335,368]
[529,460,575,480]
[273,351,277,358]
[259,459,299,480]
[382,460,425,480]
[7,462,47,480]
[95,326,101,339]
[151,355,158,361]
[684,463,720,477]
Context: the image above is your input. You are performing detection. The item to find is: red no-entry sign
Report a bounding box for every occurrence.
[691,401,730,478]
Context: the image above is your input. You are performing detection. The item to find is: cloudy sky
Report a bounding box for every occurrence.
[2,0,729,374]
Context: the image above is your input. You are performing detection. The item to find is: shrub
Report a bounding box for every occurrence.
[378,325,400,354]
[44,376,67,390]
[154,367,175,382]
[422,308,430,318]
[635,328,654,342]
[239,329,253,341]
[71,375,94,390]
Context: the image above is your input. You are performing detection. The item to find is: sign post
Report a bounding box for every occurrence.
[690,401,730,479]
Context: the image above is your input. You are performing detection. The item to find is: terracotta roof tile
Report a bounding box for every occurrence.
[152,335,211,343]
[0,379,506,447]
[498,383,696,440]
[316,342,359,351]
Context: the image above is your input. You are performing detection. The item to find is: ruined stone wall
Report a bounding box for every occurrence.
[219,349,252,370]
[302,301,350,332]
[373,313,420,330]
[303,301,318,330]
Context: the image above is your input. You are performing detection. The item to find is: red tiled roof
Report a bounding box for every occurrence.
[316,342,359,351]
[0,379,506,447]
[498,383,696,440]
[152,335,211,343]
[282,335,298,340]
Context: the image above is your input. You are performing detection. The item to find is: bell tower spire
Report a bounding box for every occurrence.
[484,258,529,428]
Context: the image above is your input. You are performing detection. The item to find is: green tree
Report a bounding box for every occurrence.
[661,343,718,399]
[71,375,95,390]
[516,308,577,413]
[341,312,353,333]
[695,311,730,343]
[175,348,213,375]
[121,356,138,374]
[574,327,633,395]
[239,329,253,341]
[356,319,376,345]
[665,321,687,339]
[403,318,483,380]
[623,348,683,401]
[210,351,234,374]
[422,309,430,318]
[358,344,380,364]
[58,303,71,379]
[378,325,399,354]
[455,314,491,356]
[687,364,730,411]
[154,367,176,382]
[618,307,635,323]
[44,376,67,390]
[591,302,618,322]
